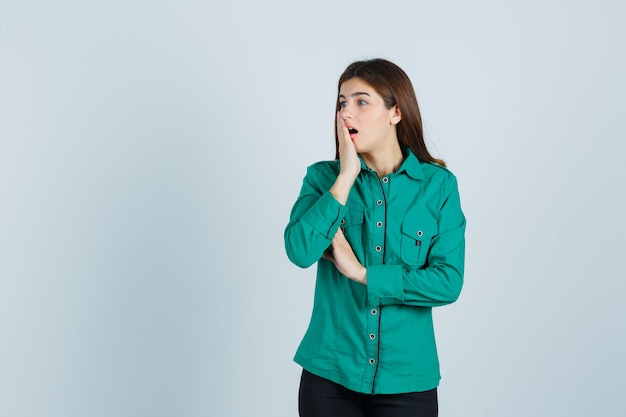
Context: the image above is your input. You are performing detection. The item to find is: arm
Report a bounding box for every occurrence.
[284,176,346,268]
[322,228,367,284]
[284,112,361,268]
[367,175,466,307]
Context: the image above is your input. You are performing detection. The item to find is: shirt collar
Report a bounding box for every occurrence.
[358,148,426,180]
[359,148,426,180]
[397,148,426,180]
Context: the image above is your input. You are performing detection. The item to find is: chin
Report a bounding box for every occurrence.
[354,145,373,155]
[353,142,369,155]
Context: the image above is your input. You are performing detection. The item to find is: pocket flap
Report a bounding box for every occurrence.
[401,215,438,241]
[340,207,364,228]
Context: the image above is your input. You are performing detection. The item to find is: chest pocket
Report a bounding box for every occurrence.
[400,214,438,267]
[340,207,365,260]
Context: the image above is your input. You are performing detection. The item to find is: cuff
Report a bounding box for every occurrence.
[301,191,347,239]
[366,264,404,306]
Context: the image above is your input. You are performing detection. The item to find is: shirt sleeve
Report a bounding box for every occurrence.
[366,175,466,307]
[284,164,348,268]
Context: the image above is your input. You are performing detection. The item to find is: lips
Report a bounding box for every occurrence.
[347,127,359,140]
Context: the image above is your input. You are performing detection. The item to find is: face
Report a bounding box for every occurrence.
[338,77,401,156]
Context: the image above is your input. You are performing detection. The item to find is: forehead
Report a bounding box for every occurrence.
[339,77,378,96]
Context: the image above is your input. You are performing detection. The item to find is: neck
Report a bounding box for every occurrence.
[361,142,404,178]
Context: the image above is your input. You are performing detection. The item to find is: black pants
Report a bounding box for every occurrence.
[298,370,438,417]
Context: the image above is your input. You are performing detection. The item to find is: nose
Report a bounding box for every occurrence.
[340,105,353,120]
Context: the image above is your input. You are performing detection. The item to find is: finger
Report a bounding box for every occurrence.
[336,111,350,142]
[333,227,347,243]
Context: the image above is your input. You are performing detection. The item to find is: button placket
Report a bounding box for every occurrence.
[365,303,380,385]
[377,175,392,262]
[362,173,386,387]
[372,174,386,264]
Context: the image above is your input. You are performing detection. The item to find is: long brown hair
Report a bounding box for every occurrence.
[334,58,445,166]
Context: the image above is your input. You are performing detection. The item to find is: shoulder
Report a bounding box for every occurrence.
[305,159,340,178]
[403,149,458,188]
[299,160,340,189]
[421,161,457,182]
[420,161,460,191]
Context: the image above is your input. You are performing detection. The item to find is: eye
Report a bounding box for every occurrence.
[339,101,347,107]
[358,99,367,105]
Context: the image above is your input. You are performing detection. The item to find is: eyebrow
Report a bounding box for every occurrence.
[338,92,371,98]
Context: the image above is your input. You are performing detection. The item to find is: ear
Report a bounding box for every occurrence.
[390,105,402,125]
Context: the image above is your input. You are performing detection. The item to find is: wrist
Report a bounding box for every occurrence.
[354,266,367,285]
[330,174,355,205]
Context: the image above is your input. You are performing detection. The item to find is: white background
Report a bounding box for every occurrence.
[1,1,625,416]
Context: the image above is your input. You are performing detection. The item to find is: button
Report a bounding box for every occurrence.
[369,333,376,340]
[376,199,383,206]
[417,230,423,237]
[371,309,377,315]
[376,221,383,227]
[375,246,382,252]
[340,218,346,225]
[369,358,376,365]
[381,177,389,183]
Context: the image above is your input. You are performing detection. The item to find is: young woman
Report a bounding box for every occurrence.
[284,59,466,417]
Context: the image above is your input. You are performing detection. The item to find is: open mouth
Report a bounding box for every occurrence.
[348,128,358,134]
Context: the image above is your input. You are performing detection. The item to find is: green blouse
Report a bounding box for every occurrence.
[284,149,466,394]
